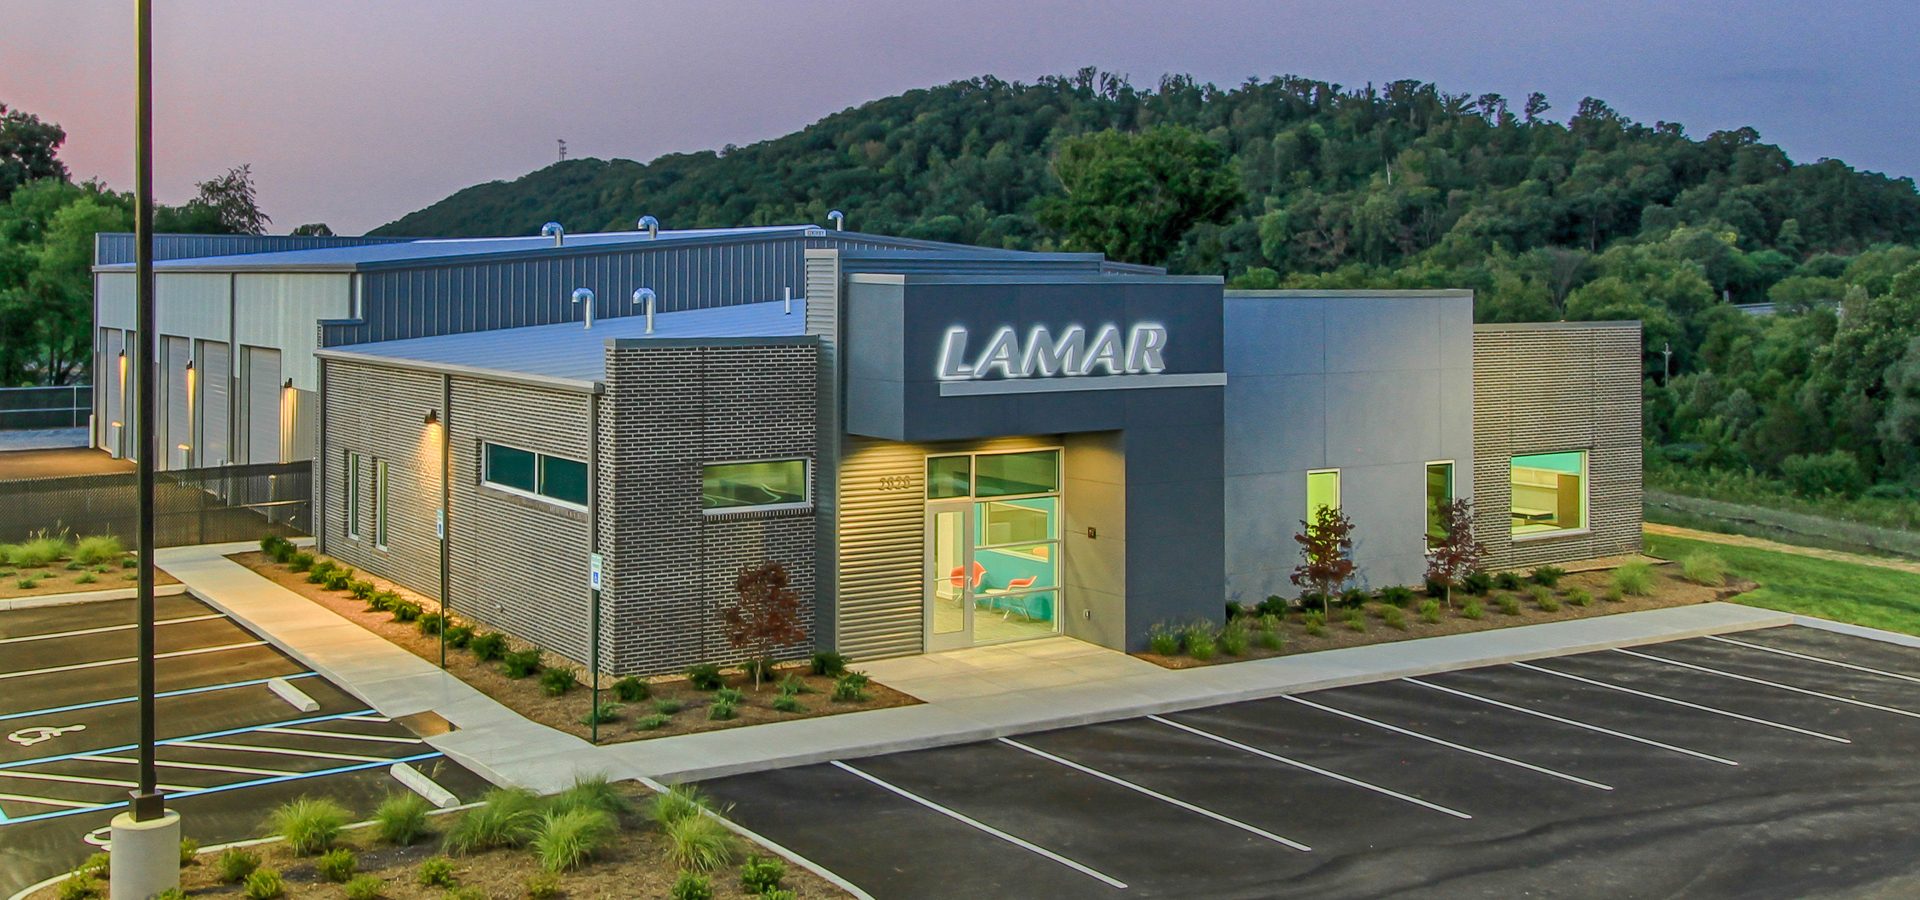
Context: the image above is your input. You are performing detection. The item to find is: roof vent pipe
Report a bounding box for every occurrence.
[783,286,792,316]
[827,209,845,231]
[638,215,659,239]
[571,287,595,330]
[541,221,565,247]
[634,288,656,334]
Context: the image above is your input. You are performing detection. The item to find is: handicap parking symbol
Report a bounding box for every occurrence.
[8,724,86,747]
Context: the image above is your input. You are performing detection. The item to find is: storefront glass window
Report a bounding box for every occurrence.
[703,459,809,510]
[484,442,588,508]
[975,450,1059,497]
[926,455,971,499]
[1510,451,1586,537]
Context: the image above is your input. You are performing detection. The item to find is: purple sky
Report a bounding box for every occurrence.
[7,1,1917,235]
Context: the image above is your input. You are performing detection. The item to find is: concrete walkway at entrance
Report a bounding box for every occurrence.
[151,543,1795,789]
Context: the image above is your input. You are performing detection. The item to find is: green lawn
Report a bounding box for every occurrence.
[1645,532,1920,637]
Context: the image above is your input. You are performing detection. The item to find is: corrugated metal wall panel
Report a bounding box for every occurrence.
[197,340,230,467]
[805,252,843,647]
[101,329,124,456]
[233,273,352,394]
[162,336,191,470]
[94,233,410,266]
[242,346,282,464]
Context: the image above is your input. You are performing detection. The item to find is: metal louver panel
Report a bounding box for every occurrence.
[163,336,191,469]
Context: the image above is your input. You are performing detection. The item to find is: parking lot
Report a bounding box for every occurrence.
[705,625,1920,899]
[0,595,489,896]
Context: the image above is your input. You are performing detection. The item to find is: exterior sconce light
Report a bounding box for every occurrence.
[184,359,194,371]
[283,378,294,390]
[423,409,439,426]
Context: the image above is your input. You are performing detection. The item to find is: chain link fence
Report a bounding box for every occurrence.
[0,461,309,546]
[0,385,90,430]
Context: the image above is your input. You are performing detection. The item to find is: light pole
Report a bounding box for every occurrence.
[112,1,184,895]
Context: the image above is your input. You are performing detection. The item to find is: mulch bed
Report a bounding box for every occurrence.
[0,552,177,600]
[1139,561,1758,669]
[226,551,917,744]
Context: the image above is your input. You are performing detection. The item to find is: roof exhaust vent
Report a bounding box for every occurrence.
[571,287,595,330]
[638,215,659,239]
[634,288,657,334]
[541,222,565,247]
[827,209,845,231]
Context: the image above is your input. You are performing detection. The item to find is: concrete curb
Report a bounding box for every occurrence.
[1790,614,1920,649]
[0,583,185,611]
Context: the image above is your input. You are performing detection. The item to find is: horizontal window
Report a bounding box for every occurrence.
[974,450,1059,497]
[483,442,587,508]
[1511,451,1586,537]
[704,459,809,511]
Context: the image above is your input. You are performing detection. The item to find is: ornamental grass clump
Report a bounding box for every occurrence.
[373,792,432,845]
[12,532,70,567]
[1418,599,1443,624]
[72,535,123,566]
[664,814,736,873]
[1528,565,1566,587]
[217,848,260,883]
[315,848,356,883]
[540,666,577,696]
[1382,605,1408,630]
[533,807,617,874]
[1146,621,1181,655]
[1681,552,1728,587]
[268,796,350,855]
[444,787,542,854]
[502,648,543,679]
[1462,598,1486,620]
[1497,594,1522,616]
[613,676,650,702]
[1530,584,1561,612]
[1566,587,1593,607]
[1218,620,1249,656]
[1612,561,1656,596]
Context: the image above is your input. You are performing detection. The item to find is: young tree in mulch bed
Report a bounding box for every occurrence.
[722,561,807,691]
[1425,497,1488,609]
[1292,505,1356,619]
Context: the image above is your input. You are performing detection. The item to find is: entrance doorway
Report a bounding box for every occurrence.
[923,449,1061,650]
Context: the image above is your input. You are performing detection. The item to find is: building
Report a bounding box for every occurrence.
[292,233,1642,674]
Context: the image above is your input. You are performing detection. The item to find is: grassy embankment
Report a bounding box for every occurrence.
[1645,531,1920,637]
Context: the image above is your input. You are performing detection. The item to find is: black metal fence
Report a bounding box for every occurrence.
[0,385,90,430]
[0,461,309,546]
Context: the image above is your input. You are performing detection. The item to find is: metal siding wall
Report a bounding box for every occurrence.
[234,273,352,395]
[101,329,124,456]
[96,273,137,330]
[804,252,842,647]
[197,340,230,467]
[1472,324,1644,570]
[155,273,231,340]
[162,336,191,470]
[242,346,282,464]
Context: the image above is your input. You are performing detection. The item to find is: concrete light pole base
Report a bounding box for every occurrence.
[108,809,180,899]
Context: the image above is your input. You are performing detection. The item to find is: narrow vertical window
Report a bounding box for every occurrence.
[1306,469,1340,522]
[345,450,362,539]
[374,457,390,549]
[1425,461,1454,546]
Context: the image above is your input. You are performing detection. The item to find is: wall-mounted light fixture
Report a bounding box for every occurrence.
[118,348,127,360]
[423,409,439,426]
[184,359,194,372]
[283,378,294,390]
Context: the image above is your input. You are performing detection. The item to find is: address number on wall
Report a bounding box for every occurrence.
[876,474,916,492]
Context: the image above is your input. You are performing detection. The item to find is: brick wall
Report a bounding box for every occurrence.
[320,361,443,594]
[598,339,819,675]
[1472,322,1643,570]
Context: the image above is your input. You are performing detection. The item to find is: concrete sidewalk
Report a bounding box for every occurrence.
[152,544,1796,788]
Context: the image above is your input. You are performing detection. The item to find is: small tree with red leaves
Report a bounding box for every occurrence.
[1425,498,1487,609]
[723,561,808,691]
[1291,505,1356,618]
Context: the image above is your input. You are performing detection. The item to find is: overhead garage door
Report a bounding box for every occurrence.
[197,339,230,468]
[163,336,191,470]
[242,346,282,464]
[101,329,124,457]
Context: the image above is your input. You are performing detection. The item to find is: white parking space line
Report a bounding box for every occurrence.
[0,769,195,792]
[1614,648,1920,721]
[1704,636,1920,686]
[0,792,96,809]
[257,727,421,744]
[168,740,390,764]
[0,613,226,645]
[999,737,1313,852]
[1512,662,1851,744]
[0,641,268,680]
[1404,677,1740,766]
[1147,715,1473,819]
[1281,695,1613,791]
[830,760,1129,890]
[78,755,295,778]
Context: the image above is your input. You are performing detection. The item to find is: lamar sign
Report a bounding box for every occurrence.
[937,323,1168,381]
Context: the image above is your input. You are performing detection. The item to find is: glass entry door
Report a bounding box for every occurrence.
[926,501,974,651]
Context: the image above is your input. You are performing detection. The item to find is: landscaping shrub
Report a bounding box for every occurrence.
[416,856,458,888]
[268,796,350,855]
[1534,587,1562,612]
[65,560,83,570]
[777,673,812,694]
[1185,628,1217,661]
[54,875,100,900]
[444,787,541,853]
[1296,591,1329,613]
[287,551,315,572]
[1567,587,1594,607]
[121,555,138,569]
[654,698,685,715]
[1529,565,1567,587]
[809,651,849,677]
[524,873,562,900]
[75,853,109,879]
[444,889,487,900]
[581,701,621,725]
[244,868,285,900]
[1343,608,1366,632]
[1682,552,1728,586]
[650,784,709,828]
[469,631,509,661]
[1302,611,1327,636]
[613,675,650,702]
[762,889,798,900]
[552,774,630,817]
[1497,595,1522,616]
[714,686,744,705]
[260,534,288,556]
[772,692,802,713]
[374,792,432,845]
[1603,585,1626,602]
[708,696,738,720]
[1146,621,1181,655]
[268,540,297,564]
[1218,620,1249,656]
[671,871,715,900]
[1378,585,1416,608]
[533,807,617,873]
[1494,571,1523,591]
[1462,571,1493,595]
[1419,599,1442,624]
[323,568,354,591]
[1423,576,1451,597]
[686,663,725,690]
[637,713,670,730]
[155,889,187,900]
[1382,606,1408,630]
[73,535,123,566]
[741,657,776,683]
[17,576,39,589]
[366,590,397,612]
[444,624,474,649]
[389,600,423,623]
[1254,624,1284,651]
[502,649,543,679]
[1612,561,1656,596]
[1256,594,1289,617]
[217,848,260,883]
[306,559,337,584]
[417,612,445,635]
[349,579,377,600]
[1462,598,1486,620]
[740,855,787,893]
[343,875,384,900]
[13,532,71,567]
[831,671,870,702]
[539,666,577,696]
[316,847,356,883]
[1339,588,1371,609]
[664,813,736,872]
[179,837,199,867]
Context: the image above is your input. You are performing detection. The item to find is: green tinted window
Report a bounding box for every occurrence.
[926,455,971,499]
[978,497,1057,546]
[1511,451,1587,536]
[1307,470,1340,522]
[974,450,1058,497]
[704,460,808,510]
[1425,462,1453,543]
[483,443,537,493]
[540,456,589,507]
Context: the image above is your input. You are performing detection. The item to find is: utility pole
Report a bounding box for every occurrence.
[1662,341,1673,383]
[557,138,567,162]
[112,2,183,891]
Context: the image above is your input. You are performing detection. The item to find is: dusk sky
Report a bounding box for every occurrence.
[7,1,1917,235]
